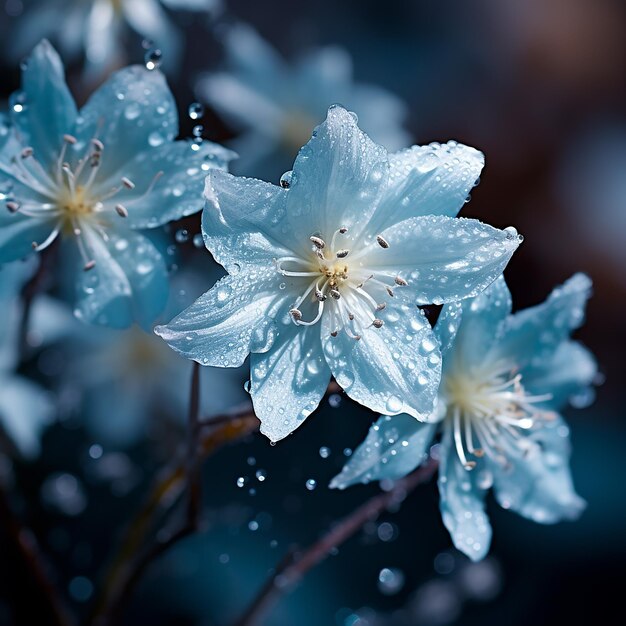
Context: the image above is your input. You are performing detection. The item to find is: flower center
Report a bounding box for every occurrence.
[5,134,162,270]
[275,228,408,339]
[444,360,554,470]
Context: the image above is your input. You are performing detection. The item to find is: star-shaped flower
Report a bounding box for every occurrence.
[156,105,521,442]
[331,274,596,560]
[0,40,233,328]
[197,23,410,179]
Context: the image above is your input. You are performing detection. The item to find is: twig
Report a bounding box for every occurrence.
[88,395,259,625]
[0,485,76,626]
[233,456,439,626]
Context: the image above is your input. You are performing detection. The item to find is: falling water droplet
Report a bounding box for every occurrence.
[305,479,317,491]
[144,48,162,70]
[377,568,405,595]
[188,102,205,120]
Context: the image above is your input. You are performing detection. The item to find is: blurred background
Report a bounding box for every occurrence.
[0,0,625,624]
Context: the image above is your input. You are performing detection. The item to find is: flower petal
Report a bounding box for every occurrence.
[433,302,463,357]
[251,323,330,442]
[72,226,168,328]
[330,414,437,489]
[0,211,57,264]
[0,374,53,459]
[11,40,77,164]
[366,141,484,235]
[522,341,598,412]
[492,273,592,370]
[202,170,294,270]
[321,297,441,420]
[155,266,283,368]
[451,276,513,365]
[93,140,234,230]
[489,414,586,524]
[368,215,521,305]
[438,426,492,561]
[74,65,178,181]
[286,105,389,248]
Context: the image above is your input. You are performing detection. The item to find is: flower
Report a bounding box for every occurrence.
[6,0,222,79]
[0,260,55,459]
[196,23,410,179]
[0,40,233,328]
[156,105,522,442]
[331,274,597,560]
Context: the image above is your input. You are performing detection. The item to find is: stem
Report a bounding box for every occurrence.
[233,457,439,626]
[87,398,260,625]
[0,485,76,626]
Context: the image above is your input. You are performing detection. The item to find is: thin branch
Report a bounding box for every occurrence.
[0,485,76,626]
[233,457,439,626]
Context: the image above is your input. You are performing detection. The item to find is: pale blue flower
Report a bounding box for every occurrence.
[332,274,596,560]
[6,0,222,79]
[0,40,233,328]
[0,260,55,458]
[156,105,521,442]
[197,23,410,178]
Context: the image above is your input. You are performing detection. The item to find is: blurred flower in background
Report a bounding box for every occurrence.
[196,23,410,180]
[4,0,223,80]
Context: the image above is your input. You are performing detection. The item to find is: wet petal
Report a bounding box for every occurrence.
[321,297,441,420]
[489,414,586,524]
[367,141,484,235]
[330,415,437,489]
[492,273,592,370]
[452,276,513,365]
[367,215,521,305]
[286,105,389,249]
[202,170,294,271]
[11,40,77,164]
[251,323,330,442]
[155,266,283,368]
[93,139,234,230]
[72,226,168,329]
[438,426,492,561]
[522,341,598,412]
[75,65,178,181]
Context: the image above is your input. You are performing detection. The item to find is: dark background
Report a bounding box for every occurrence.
[1,1,625,625]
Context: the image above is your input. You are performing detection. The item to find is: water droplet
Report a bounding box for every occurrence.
[144,48,162,70]
[236,476,247,488]
[385,395,404,413]
[305,479,317,491]
[279,171,293,188]
[188,102,204,120]
[328,394,342,408]
[319,446,331,459]
[377,567,405,595]
[148,131,164,147]
[255,469,267,482]
[175,229,189,243]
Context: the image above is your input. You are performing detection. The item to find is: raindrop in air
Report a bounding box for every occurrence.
[188,102,204,120]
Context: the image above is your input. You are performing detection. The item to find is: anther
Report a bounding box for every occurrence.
[330,331,338,337]
[348,312,355,321]
[289,308,303,321]
[31,241,38,249]
[6,201,20,213]
[330,289,341,300]
[386,287,395,297]
[315,289,326,301]
[394,276,408,286]
[336,249,349,258]
[91,138,104,152]
[339,227,348,234]
[353,335,362,341]
[63,134,77,144]
[83,260,96,271]
[473,449,485,458]
[21,147,34,159]
[376,303,386,311]
[310,236,325,249]
[464,461,477,470]
[115,204,129,218]
[376,235,389,249]
[372,319,384,328]
[315,249,325,260]
[121,177,135,189]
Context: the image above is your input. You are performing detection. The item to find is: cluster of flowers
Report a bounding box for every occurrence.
[0,41,596,561]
